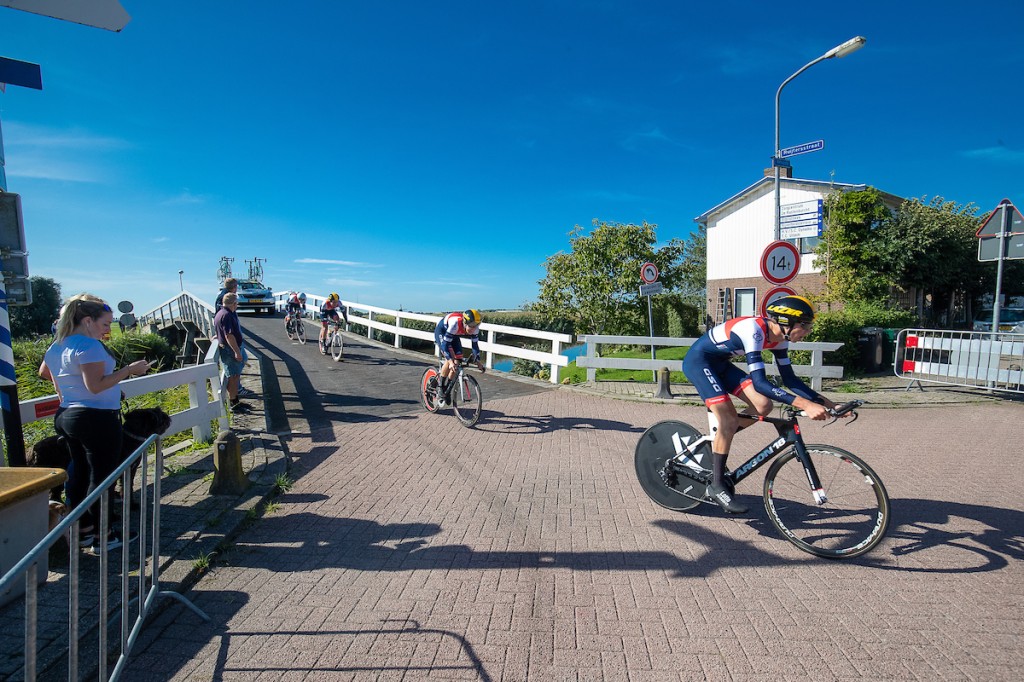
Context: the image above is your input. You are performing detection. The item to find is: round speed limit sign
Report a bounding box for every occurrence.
[760,241,801,284]
[640,262,659,284]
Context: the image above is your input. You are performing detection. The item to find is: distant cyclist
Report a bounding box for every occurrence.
[434,309,485,407]
[284,292,307,328]
[681,295,847,515]
[319,293,348,352]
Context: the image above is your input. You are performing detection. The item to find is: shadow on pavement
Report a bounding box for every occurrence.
[471,411,647,435]
[220,513,686,574]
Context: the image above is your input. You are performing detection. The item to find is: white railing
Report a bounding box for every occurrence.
[14,363,227,443]
[274,292,575,384]
[577,335,844,391]
[896,329,1024,393]
[136,290,217,340]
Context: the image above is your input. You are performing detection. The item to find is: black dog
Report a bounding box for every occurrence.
[27,407,173,504]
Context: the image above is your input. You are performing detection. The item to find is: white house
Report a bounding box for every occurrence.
[694,168,903,324]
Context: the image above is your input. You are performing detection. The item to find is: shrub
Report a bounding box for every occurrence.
[794,301,918,374]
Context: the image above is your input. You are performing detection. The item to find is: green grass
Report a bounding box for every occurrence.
[560,345,692,384]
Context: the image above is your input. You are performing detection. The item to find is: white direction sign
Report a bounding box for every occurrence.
[778,139,824,159]
[780,199,823,239]
[1,0,130,31]
[760,240,801,284]
[639,282,664,296]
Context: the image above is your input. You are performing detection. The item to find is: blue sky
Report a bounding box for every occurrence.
[1,1,1021,315]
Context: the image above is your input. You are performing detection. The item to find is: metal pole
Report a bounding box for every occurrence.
[0,281,26,466]
[647,294,656,382]
[992,206,1010,335]
[773,37,866,242]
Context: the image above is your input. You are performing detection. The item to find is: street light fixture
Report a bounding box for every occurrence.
[178,269,184,291]
[773,36,866,241]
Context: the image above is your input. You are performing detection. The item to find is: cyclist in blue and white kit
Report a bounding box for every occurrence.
[682,295,846,514]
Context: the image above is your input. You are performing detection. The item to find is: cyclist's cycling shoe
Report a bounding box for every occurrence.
[707,483,747,514]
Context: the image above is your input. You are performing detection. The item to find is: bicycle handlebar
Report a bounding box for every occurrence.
[786,399,864,422]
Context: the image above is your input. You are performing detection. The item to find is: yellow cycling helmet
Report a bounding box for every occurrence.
[765,295,815,326]
[463,309,482,327]
[329,292,339,302]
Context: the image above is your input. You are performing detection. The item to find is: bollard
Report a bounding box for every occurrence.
[210,430,250,495]
[655,367,674,399]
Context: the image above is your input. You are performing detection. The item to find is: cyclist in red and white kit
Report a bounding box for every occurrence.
[682,295,847,514]
[433,309,485,407]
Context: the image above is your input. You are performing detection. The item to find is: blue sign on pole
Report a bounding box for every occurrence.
[0,56,42,90]
[779,139,824,159]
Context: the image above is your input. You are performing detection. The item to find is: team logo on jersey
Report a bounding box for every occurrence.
[753,330,763,344]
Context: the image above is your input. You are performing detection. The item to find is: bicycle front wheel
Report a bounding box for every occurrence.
[296,319,306,344]
[331,332,344,361]
[451,375,482,427]
[420,367,440,413]
[764,445,890,560]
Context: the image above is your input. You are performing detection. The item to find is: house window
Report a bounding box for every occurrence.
[735,288,755,318]
[787,236,820,254]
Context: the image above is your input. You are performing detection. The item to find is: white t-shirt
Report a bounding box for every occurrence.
[44,335,120,410]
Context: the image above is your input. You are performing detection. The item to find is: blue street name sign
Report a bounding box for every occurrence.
[779,139,824,159]
[0,56,42,90]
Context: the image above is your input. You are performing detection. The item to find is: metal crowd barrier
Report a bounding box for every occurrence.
[0,436,209,681]
[895,328,1024,394]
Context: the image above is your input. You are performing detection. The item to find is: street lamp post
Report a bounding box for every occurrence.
[178,269,184,292]
[773,36,866,241]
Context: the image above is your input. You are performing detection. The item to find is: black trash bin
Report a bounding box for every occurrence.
[856,327,884,373]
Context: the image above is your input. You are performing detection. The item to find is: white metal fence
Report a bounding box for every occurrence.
[0,436,209,681]
[895,329,1024,393]
[577,335,844,391]
[275,292,575,384]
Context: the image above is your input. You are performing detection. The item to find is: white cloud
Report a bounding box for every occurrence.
[962,146,1024,165]
[161,190,207,206]
[295,258,383,268]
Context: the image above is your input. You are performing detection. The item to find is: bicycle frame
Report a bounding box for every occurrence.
[668,413,828,503]
[438,358,474,402]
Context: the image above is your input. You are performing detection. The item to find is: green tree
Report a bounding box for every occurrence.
[875,196,986,321]
[816,188,892,305]
[9,277,62,338]
[534,220,685,335]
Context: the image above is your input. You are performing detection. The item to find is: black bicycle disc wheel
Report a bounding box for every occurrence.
[285,320,296,341]
[420,367,440,413]
[451,375,482,427]
[634,420,713,512]
[763,445,890,559]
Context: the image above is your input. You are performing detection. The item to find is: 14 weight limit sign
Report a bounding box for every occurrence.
[760,240,800,284]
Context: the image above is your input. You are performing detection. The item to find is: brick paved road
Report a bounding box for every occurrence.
[123,318,1024,681]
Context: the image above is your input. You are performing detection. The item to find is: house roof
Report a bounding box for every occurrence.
[693,176,903,224]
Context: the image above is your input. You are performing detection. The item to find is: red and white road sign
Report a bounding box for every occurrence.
[760,240,801,284]
[760,286,796,317]
[640,262,659,284]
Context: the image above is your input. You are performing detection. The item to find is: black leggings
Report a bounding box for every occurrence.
[54,407,123,530]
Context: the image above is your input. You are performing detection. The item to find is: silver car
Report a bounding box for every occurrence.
[972,307,1024,334]
[236,280,275,315]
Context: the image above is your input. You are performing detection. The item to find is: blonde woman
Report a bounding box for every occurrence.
[41,295,151,551]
